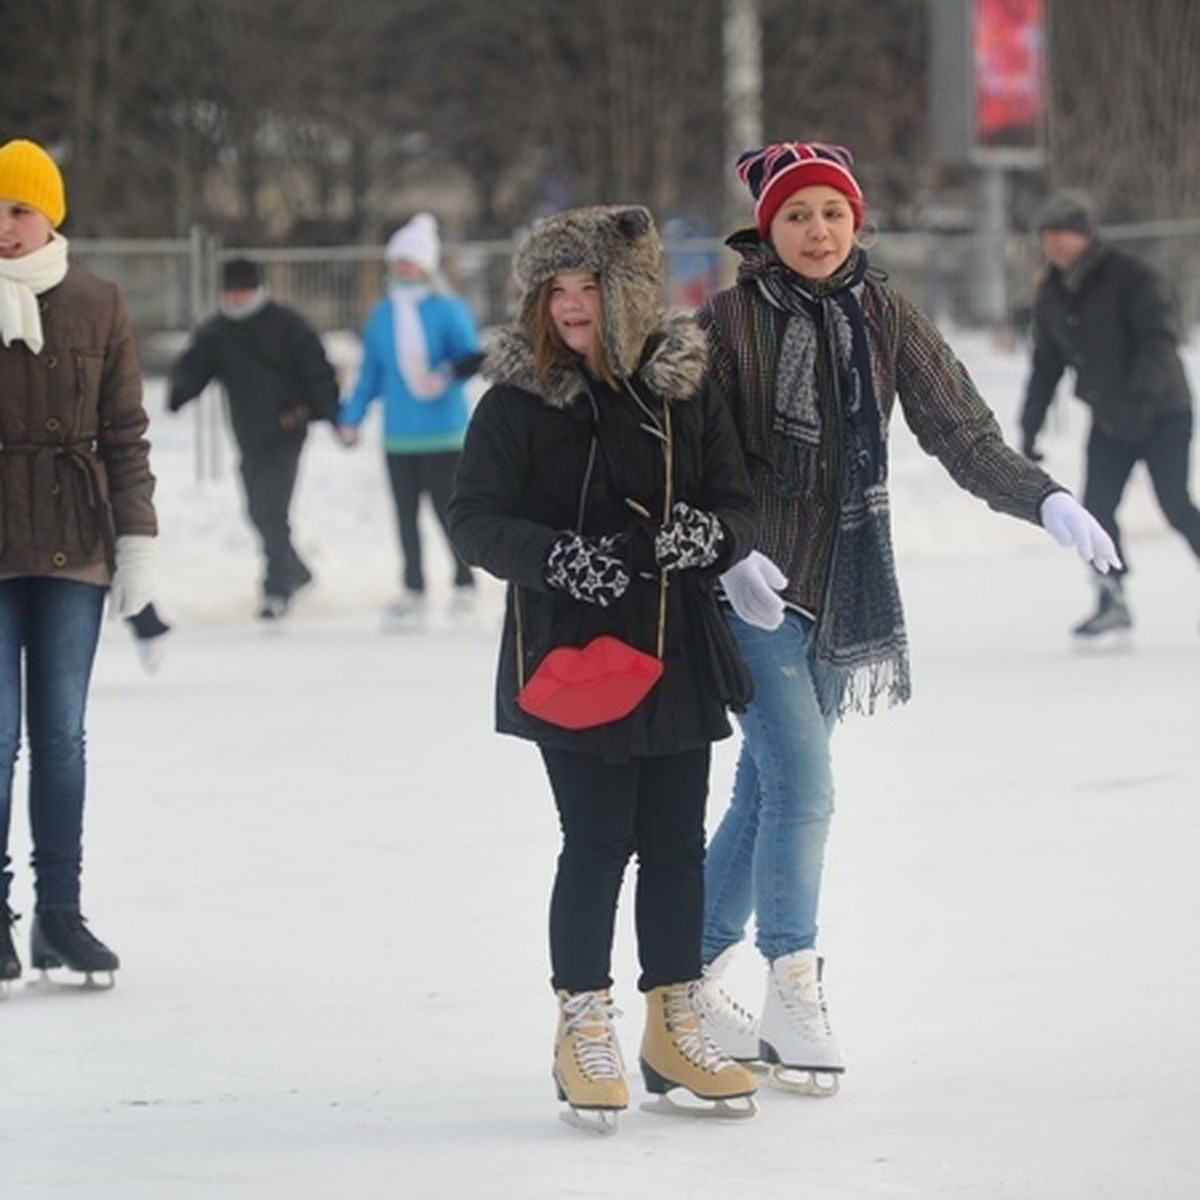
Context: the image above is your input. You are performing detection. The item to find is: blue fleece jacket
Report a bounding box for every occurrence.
[339,291,480,453]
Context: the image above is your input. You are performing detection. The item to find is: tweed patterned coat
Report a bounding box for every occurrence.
[698,232,1063,619]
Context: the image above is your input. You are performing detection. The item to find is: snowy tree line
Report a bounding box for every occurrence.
[1,0,1197,244]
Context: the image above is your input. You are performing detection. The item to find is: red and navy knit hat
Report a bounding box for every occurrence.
[736,142,865,237]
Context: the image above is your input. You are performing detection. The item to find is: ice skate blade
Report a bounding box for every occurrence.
[1071,629,1132,654]
[640,1092,758,1120]
[381,616,427,634]
[558,1106,621,1135]
[29,966,116,992]
[135,637,167,673]
[766,1063,842,1097]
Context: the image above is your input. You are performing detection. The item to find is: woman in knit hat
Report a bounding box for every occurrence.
[693,142,1119,1094]
[338,212,482,629]
[0,137,159,987]
[449,205,758,1129]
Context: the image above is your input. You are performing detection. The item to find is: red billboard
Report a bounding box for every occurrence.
[974,0,1045,152]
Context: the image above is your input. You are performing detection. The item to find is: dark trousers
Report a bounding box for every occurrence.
[539,745,710,994]
[239,438,309,598]
[1083,409,1200,576]
[385,451,474,594]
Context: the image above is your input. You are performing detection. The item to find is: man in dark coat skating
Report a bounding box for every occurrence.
[168,258,340,619]
[1020,189,1200,640]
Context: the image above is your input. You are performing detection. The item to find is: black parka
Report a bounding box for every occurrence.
[1021,241,1192,446]
[449,317,755,760]
[167,300,339,454]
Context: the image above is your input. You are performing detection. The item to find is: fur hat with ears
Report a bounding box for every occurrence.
[512,204,666,379]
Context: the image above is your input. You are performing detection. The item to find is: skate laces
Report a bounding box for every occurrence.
[561,991,625,1081]
[776,962,832,1036]
[699,975,759,1037]
[665,983,738,1074]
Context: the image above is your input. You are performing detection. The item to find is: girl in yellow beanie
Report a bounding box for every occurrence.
[0,136,159,988]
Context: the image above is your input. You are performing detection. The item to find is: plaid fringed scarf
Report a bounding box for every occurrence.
[749,245,911,716]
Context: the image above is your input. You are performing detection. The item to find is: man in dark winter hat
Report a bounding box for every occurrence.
[168,258,340,620]
[1020,189,1200,642]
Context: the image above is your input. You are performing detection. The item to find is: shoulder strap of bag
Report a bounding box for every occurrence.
[515,396,673,687]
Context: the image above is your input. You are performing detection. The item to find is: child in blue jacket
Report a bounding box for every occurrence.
[339,213,482,627]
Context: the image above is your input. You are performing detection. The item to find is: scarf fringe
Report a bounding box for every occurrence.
[817,651,913,719]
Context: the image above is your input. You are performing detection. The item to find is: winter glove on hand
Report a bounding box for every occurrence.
[1040,492,1122,572]
[1021,432,1044,462]
[719,550,789,630]
[654,501,725,572]
[109,535,157,618]
[451,351,485,380]
[544,533,630,607]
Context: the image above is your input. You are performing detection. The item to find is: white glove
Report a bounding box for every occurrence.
[719,550,789,630]
[109,535,157,618]
[1040,492,1123,573]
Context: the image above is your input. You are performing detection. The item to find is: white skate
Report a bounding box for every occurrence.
[759,950,844,1097]
[696,946,761,1062]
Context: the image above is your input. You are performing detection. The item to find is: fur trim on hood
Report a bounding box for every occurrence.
[511,204,666,380]
[483,312,708,410]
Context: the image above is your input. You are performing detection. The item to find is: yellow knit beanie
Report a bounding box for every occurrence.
[0,138,67,227]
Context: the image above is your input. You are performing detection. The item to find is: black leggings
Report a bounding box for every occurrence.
[539,745,710,994]
[384,451,474,593]
[240,438,308,597]
[1083,409,1200,575]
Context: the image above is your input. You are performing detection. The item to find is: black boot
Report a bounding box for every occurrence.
[1072,574,1132,639]
[1,902,20,982]
[31,910,119,977]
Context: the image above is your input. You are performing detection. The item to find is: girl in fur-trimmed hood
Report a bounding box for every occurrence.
[448,204,759,1125]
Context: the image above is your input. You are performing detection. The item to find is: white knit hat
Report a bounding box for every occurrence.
[384,212,441,274]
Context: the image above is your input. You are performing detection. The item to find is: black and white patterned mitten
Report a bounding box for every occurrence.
[544,533,631,607]
[654,502,725,571]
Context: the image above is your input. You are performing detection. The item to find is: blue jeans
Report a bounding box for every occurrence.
[0,577,105,910]
[703,609,838,965]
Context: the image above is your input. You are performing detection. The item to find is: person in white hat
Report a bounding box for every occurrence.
[338,212,483,629]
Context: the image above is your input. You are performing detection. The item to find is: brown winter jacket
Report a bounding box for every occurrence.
[0,263,157,583]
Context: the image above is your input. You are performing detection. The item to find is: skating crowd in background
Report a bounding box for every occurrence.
[1020,188,1200,643]
[0,138,159,990]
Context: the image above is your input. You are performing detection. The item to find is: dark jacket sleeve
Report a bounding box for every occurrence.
[282,309,340,424]
[449,386,561,591]
[689,379,755,573]
[1021,280,1067,442]
[1124,259,1187,406]
[167,321,218,412]
[99,284,157,538]
[896,293,1060,525]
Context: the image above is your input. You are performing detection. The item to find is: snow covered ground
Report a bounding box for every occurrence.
[5,332,1200,1199]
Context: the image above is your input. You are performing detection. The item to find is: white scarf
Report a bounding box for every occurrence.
[0,232,69,355]
[389,282,450,401]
